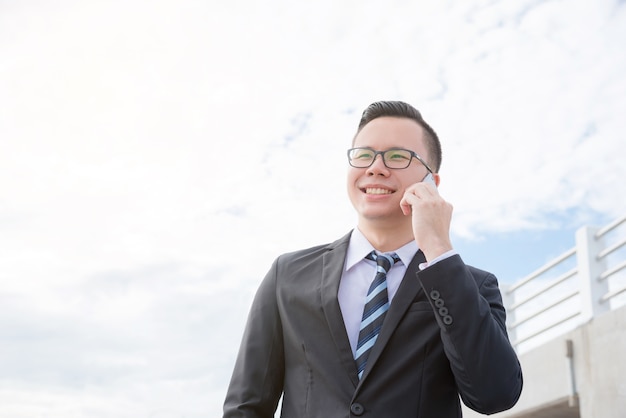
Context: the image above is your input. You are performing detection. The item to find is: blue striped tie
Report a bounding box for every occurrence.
[355,251,400,380]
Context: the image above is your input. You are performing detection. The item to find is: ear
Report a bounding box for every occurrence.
[433,173,441,187]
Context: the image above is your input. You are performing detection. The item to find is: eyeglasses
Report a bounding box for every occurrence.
[347,147,433,172]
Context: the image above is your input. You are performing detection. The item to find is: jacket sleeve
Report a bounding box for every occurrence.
[417,254,523,414]
[223,258,284,418]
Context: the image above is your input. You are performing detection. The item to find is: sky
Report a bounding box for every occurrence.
[1,0,625,416]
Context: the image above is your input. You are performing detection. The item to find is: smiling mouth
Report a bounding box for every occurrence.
[363,187,394,195]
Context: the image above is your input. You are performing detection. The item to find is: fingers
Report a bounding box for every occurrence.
[400,198,413,216]
[400,182,438,215]
[401,182,454,259]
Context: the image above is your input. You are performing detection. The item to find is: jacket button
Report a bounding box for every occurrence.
[350,403,364,416]
[443,315,453,325]
[429,290,440,300]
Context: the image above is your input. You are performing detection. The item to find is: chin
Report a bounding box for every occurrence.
[360,210,402,222]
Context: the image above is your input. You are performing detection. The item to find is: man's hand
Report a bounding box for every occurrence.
[399,180,453,262]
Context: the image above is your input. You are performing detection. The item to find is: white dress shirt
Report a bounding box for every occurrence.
[338,227,455,356]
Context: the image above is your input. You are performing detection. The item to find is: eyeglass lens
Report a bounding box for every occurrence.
[348,148,413,169]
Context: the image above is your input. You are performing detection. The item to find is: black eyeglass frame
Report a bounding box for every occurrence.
[347,147,434,173]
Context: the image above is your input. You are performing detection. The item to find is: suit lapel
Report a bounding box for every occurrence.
[320,232,360,388]
[358,250,426,384]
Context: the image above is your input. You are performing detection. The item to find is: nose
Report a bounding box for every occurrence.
[366,154,389,176]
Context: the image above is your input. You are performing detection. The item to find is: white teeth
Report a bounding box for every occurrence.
[365,188,392,195]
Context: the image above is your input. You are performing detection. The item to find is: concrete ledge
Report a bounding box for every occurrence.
[462,305,626,418]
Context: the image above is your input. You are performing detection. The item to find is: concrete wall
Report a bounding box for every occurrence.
[462,305,626,418]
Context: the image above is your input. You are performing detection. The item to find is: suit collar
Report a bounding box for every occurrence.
[344,227,418,272]
[320,231,427,388]
[320,231,360,387]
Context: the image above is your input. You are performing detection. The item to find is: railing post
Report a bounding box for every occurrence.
[576,226,610,322]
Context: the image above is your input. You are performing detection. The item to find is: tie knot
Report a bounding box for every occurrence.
[366,251,400,272]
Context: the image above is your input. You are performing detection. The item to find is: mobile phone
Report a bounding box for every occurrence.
[422,173,436,187]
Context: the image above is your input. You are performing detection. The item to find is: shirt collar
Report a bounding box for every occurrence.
[346,227,418,271]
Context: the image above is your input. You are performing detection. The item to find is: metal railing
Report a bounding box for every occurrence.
[503,214,626,353]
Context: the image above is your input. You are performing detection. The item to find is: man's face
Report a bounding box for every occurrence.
[347,116,432,225]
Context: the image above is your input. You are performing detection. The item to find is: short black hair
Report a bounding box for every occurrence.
[355,101,442,172]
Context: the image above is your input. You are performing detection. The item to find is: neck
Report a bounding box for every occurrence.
[357,218,414,252]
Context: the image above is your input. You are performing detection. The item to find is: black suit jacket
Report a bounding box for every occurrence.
[224,232,522,417]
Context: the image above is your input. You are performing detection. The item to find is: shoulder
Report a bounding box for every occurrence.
[459,259,504,299]
[265,231,352,284]
[276,231,352,266]
[466,264,496,285]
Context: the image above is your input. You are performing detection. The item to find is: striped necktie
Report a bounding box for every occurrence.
[355,251,400,380]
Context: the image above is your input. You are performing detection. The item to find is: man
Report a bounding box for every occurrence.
[223,101,523,417]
